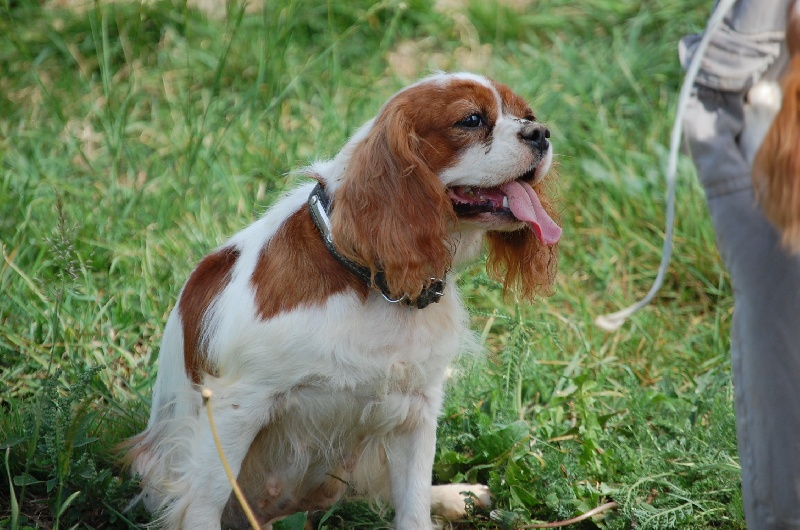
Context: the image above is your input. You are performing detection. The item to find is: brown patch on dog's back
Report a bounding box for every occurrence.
[179,246,240,384]
[251,208,368,321]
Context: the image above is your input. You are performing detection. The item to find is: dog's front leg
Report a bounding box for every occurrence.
[385,397,440,530]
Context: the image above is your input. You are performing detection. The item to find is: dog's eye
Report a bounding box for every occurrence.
[457,113,485,128]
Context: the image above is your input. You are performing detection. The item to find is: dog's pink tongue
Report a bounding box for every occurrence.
[500,180,562,245]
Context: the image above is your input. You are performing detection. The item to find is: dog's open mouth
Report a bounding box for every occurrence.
[448,178,562,245]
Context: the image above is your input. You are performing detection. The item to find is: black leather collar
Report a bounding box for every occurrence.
[307,182,445,309]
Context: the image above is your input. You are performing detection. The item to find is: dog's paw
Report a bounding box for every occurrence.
[430,483,492,520]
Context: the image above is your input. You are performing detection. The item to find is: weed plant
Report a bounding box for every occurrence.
[1,0,742,528]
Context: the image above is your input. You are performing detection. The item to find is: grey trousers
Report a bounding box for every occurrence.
[681,1,800,528]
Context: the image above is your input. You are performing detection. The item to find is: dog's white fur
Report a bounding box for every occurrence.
[742,79,782,165]
[127,72,558,529]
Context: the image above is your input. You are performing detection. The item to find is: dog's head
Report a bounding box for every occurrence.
[329,72,560,302]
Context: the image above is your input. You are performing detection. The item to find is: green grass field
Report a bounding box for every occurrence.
[0,0,743,528]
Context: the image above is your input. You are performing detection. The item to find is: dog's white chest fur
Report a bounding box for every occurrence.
[206,295,470,525]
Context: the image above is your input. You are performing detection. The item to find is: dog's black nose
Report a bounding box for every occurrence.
[519,123,550,152]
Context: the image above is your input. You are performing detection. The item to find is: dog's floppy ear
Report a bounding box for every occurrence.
[485,179,559,300]
[753,48,800,252]
[331,106,452,301]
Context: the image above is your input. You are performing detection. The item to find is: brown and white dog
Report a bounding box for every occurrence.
[750,1,800,251]
[126,72,561,529]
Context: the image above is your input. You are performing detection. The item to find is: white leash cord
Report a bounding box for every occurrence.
[595,0,738,331]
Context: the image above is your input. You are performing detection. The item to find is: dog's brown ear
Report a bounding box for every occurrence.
[787,0,800,56]
[753,53,800,252]
[485,179,559,300]
[331,107,452,301]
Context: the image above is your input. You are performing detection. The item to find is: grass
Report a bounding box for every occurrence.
[0,0,742,528]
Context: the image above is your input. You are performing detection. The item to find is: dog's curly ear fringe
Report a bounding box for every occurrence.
[331,109,452,300]
[485,178,559,300]
[753,53,800,253]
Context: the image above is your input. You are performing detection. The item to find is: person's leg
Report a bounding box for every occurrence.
[685,83,800,529]
[711,188,800,529]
